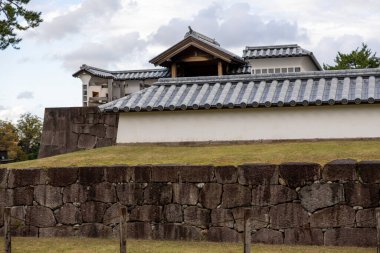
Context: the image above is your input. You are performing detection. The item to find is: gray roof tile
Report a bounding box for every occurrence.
[100,69,380,113]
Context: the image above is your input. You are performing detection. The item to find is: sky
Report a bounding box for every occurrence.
[1,0,380,122]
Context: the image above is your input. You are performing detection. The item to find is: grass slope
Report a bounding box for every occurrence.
[3,140,380,169]
[0,238,374,253]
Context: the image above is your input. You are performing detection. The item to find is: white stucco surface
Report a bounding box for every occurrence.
[117,104,380,143]
[248,56,319,72]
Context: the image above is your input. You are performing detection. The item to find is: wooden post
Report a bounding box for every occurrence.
[119,207,127,253]
[4,207,11,253]
[376,208,380,253]
[171,63,177,78]
[108,79,113,102]
[243,209,251,253]
[217,60,223,76]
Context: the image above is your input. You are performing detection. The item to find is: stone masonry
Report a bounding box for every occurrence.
[39,107,119,158]
[0,159,379,247]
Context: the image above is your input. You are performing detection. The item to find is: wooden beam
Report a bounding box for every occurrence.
[218,60,223,76]
[171,63,177,78]
[179,55,212,62]
[108,79,113,102]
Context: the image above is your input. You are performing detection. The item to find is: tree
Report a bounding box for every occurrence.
[0,0,43,50]
[17,113,42,159]
[324,43,380,70]
[0,120,26,160]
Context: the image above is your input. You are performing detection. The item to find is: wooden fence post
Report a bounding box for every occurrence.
[376,208,380,253]
[4,207,11,253]
[119,206,127,253]
[244,209,251,253]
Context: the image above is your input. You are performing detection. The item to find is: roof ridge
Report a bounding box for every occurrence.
[80,64,168,74]
[184,26,220,46]
[155,68,380,85]
[245,44,300,50]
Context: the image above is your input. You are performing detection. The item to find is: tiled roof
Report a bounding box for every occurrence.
[73,65,170,80]
[243,44,322,70]
[99,69,380,113]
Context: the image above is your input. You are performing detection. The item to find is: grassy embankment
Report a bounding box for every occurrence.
[0,238,375,253]
[2,139,380,169]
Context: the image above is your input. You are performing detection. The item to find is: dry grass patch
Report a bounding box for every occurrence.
[3,140,380,169]
[0,238,375,253]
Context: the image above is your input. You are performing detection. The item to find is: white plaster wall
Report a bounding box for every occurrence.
[248,56,319,72]
[117,104,380,143]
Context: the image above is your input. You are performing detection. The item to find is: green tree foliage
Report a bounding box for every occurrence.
[17,113,42,159]
[0,0,43,50]
[324,43,380,70]
[0,120,26,160]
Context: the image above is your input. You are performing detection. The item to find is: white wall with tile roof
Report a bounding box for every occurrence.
[248,56,319,73]
[116,104,380,143]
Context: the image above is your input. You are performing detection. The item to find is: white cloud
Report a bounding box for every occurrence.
[0,106,27,123]
[17,91,34,100]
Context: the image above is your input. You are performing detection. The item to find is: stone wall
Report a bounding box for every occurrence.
[0,160,379,247]
[39,107,119,158]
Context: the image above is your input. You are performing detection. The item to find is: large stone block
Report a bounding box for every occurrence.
[132,166,151,182]
[88,182,116,203]
[279,162,321,188]
[156,223,203,241]
[105,126,117,139]
[284,228,323,245]
[78,166,104,185]
[116,183,144,205]
[96,138,113,148]
[151,165,179,182]
[299,183,344,212]
[10,226,38,237]
[25,206,56,228]
[252,185,297,206]
[63,184,88,203]
[356,208,376,227]
[34,185,63,209]
[79,223,113,238]
[344,182,380,208]
[358,161,380,183]
[179,165,214,182]
[269,203,309,229]
[172,183,198,205]
[130,205,162,222]
[184,206,210,228]
[211,209,234,228]
[78,134,97,149]
[8,168,46,188]
[164,204,183,223]
[127,222,153,239]
[105,166,131,183]
[322,159,357,182]
[7,186,34,206]
[89,124,106,138]
[143,183,172,205]
[232,206,269,231]
[310,205,355,228]
[103,203,127,225]
[238,164,278,185]
[199,183,222,209]
[10,206,26,226]
[208,227,241,242]
[55,203,82,225]
[0,168,8,188]
[215,166,238,184]
[47,167,78,187]
[324,228,376,247]
[39,226,77,237]
[221,184,251,208]
[104,114,118,127]
[252,228,283,244]
[81,201,108,223]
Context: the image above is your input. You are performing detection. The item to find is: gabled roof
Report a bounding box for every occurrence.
[72,64,170,80]
[149,27,246,66]
[243,44,322,70]
[99,68,380,113]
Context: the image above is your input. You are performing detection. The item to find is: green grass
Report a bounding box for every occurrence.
[3,140,380,169]
[0,238,375,253]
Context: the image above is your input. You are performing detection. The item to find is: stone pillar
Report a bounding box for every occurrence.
[79,74,91,107]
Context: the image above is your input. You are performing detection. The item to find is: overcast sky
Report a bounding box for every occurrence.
[1,0,380,122]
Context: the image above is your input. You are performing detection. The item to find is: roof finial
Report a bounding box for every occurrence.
[188,26,193,33]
